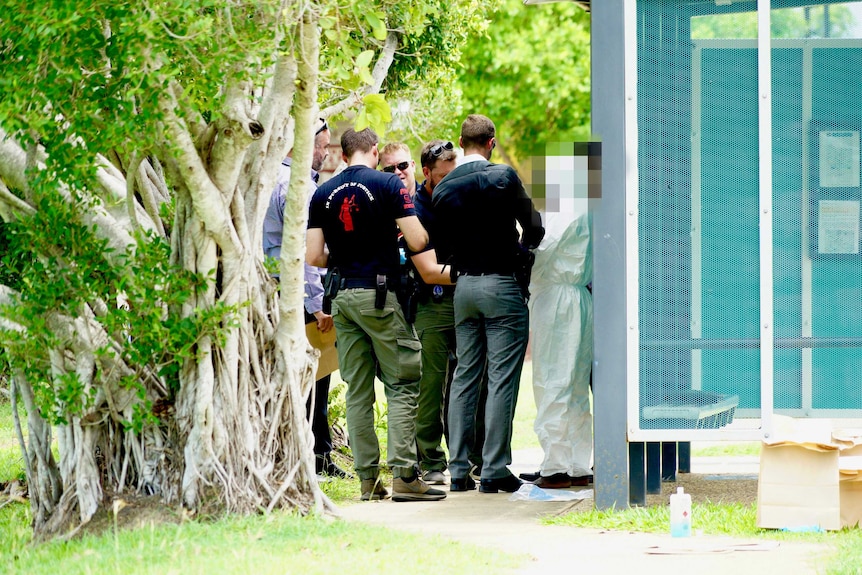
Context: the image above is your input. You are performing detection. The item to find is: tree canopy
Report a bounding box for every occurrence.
[454,0,591,170]
[0,0,493,537]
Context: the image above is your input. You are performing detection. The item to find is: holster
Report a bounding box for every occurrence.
[395,270,419,324]
[404,283,419,324]
[513,246,536,301]
[374,274,387,310]
[322,268,341,314]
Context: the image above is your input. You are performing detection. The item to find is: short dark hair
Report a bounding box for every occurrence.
[420,139,457,168]
[341,128,378,158]
[460,114,495,150]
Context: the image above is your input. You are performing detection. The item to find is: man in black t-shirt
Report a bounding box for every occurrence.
[307,127,445,502]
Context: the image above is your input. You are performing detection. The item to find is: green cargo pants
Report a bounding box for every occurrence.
[413,295,455,473]
[331,288,422,480]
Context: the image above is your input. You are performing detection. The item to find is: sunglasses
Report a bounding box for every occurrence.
[315,118,328,136]
[382,161,411,173]
[430,141,454,158]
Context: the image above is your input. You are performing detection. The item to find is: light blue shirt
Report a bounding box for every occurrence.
[262,158,325,315]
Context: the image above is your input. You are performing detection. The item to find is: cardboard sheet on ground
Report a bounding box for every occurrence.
[508,483,593,502]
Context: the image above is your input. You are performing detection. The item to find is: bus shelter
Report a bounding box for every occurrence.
[591,0,862,509]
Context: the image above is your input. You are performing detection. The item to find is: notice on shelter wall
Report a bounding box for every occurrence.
[819,200,860,254]
[820,130,861,188]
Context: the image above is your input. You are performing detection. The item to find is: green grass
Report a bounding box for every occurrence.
[548,502,759,536]
[0,502,521,575]
[0,398,26,483]
[692,442,761,458]
[546,500,862,575]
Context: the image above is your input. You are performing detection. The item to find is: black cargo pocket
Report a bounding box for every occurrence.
[396,337,422,381]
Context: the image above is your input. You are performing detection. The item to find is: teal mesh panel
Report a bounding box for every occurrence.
[638,0,696,429]
[809,46,862,410]
[638,1,757,430]
[699,47,761,409]
[772,47,804,410]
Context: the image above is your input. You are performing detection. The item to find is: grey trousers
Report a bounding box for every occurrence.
[447,275,529,480]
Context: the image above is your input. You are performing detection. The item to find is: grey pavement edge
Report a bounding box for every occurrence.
[336,448,832,575]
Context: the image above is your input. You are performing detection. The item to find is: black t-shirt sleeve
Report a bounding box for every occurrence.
[308,188,324,229]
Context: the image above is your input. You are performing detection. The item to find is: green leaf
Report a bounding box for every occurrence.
[366,12,387,41]
[355,49,374,69]
[362,93,392,122]
[355,109,369,132]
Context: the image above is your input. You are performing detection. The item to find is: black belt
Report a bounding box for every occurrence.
[339,277,396,290]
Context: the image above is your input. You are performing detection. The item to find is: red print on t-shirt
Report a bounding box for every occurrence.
[339,195,359,231]
[400,188,415,209]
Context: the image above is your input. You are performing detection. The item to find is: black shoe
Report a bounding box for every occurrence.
[479,474,523,493]
[317,454,354,479]
[568,474,593,486]
[450,476,477,492]
[518,470,541,482]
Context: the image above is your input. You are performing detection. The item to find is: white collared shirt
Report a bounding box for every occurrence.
[457,153,487,166]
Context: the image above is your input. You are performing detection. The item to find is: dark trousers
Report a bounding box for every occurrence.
[306,374,333,456]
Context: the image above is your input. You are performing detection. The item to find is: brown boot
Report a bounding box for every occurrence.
[360,477,390,501]
[533,472,572,489]
[392,476,447,502]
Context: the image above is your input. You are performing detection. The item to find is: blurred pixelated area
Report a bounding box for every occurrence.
[528,141,601,214]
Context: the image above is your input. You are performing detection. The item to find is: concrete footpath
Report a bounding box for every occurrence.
[337,448,833,574]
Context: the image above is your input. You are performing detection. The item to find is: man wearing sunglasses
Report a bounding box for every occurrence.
[262,118,352,480]
[380,142,419,198]
[431,114,545,494]
[399,139,459,486]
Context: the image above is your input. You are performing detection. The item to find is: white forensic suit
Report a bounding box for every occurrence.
[529,198,593,478]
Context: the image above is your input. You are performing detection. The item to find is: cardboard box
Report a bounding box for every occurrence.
[839,451,862,528]
[757,416,862,531]
[305,322,338,380]
[757,443,841,530]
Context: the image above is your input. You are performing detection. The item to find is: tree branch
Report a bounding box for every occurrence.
[242,53,298,246]
[0,285,25,333]
[134,160,167,238]
[0,130,138,257]
[158,84,242,256]
[320,31,399,120]
[0,129,30,192]
[0,178,35,222]
[209,74,265,196]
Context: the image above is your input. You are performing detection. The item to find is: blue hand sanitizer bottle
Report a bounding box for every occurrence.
[670,486,692,537]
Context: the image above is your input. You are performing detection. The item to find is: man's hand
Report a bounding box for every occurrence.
[313,310,334,333]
